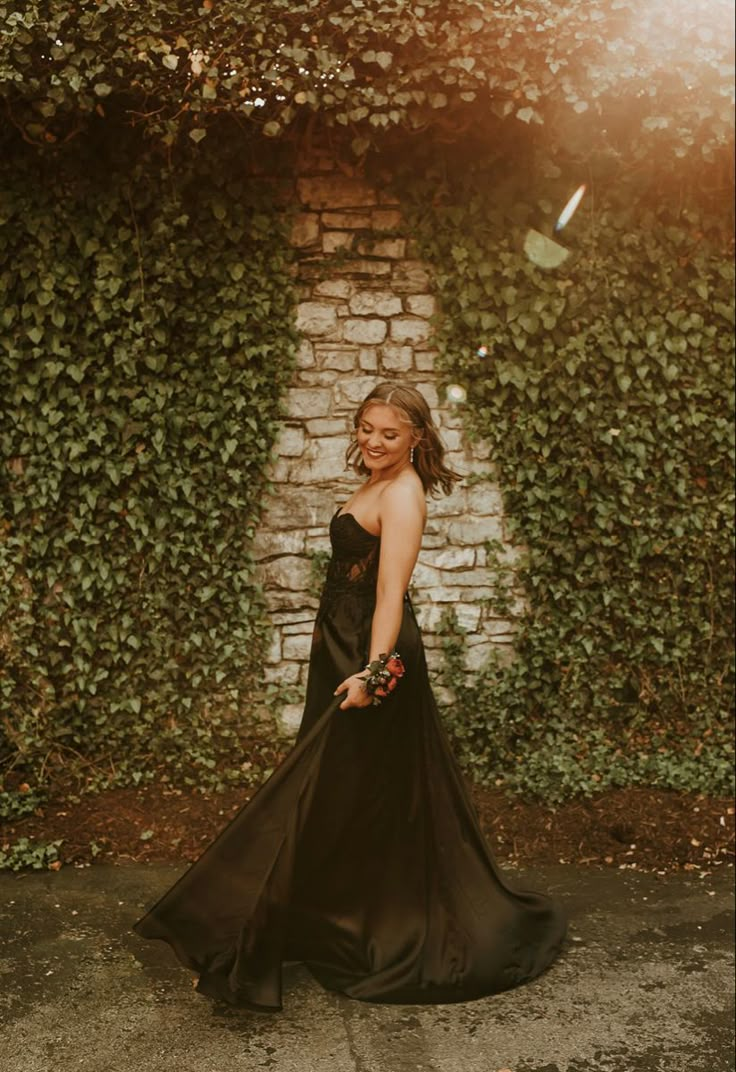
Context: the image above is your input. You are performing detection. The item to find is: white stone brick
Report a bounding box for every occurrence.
[417,532,445,549]
[295,302,339,338]
[276,424,306,457]
[483,617,518,636]
[261,555,312,591]
[333,259,392,278]
[424,585,498,603]
[415,602,482,633]
[413,380,439,408]
[297,176,377,209]
[431,684,457,706]
[295,370,340,387]
[390,317,431,344]
[265,589,320,612]
[322,210,371,229]
[251,529,306,560]
[269,609,317,627]
[313,279,353,299]
[265,632,282,664]
[278,703,304,734]
[281,620,316,635]
[305,417,348,436]
[357,237,406,259]
[439,428,463,451]
[315,347,359,372]
[380,344,413,372]
[404,295,436,318]
[266,457,291,483]
[285,387,333,418]
[447,517,506,545]
[348,291,402,317]
[296,339,315,369]
[414,350,437,372]
[334,377,381,407]
[264,663,300,685]
[425,487,467,517]
[444,453,471,479]
[467,483,505,516]
[290,212,320,248]
[419,547,475,570]
[290,435,349,482]
[392,261,432,293]
[323,231,354,254]
[443,567,503,588]
[358,348,378,372]
[344,319,387,344]
[282,633,314,660]
[412,561,442,587]
[460,643,491,672]
[436,406,465,430]
[305,533,332,554]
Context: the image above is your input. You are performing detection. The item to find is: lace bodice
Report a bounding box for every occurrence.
[317,511,380,618]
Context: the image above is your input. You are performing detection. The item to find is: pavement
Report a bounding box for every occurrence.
[0,861,733,1072]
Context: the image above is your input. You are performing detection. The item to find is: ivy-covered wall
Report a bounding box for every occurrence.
[0,0,733,811]
[397,135,734,801]
[0,133,298,790]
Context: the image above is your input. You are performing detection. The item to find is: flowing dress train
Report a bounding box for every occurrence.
[132,509,567,1008]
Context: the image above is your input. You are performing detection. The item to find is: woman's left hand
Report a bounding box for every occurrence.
[334,673,373,710]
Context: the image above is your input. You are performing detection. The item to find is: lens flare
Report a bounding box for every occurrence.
[554,184,586,233]
[446,383,467,404]
[523,228,569,269]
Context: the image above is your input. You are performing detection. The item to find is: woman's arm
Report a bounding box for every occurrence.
[335,483,425,709]
[367,484,424,661]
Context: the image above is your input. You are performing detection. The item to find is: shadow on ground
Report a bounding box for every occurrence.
[1,863,733,1072]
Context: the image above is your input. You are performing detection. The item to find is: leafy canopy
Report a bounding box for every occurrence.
[0,0,733,159]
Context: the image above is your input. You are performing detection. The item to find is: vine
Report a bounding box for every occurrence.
[0,1,732,164]
[0,129,298,793]
[399,136,734,801]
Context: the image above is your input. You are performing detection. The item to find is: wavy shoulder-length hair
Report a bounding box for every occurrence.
[345,381,462,497]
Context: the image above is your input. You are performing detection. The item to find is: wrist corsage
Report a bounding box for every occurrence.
[361,651,405,705]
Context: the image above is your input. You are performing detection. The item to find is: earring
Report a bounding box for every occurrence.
[410,446,415,464]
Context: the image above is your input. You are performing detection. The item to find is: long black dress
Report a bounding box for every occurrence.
[132,509,567,1009]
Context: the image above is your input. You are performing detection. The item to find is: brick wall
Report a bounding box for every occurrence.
[252,154,519,731]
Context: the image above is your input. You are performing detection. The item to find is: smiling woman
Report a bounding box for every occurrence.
[132,380,568,1011]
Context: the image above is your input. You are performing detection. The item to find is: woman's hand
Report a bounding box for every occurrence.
[334,673,373,710]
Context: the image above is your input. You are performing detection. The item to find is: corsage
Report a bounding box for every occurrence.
[360,651,405,705]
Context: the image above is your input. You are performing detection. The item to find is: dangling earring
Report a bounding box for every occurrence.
[410,446,415,464]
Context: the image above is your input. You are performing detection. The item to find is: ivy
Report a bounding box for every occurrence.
[0,836,63,871]
[0,1,732,164]
[399,132,734,802]
[0,130,298,791]
[0,1,733,815]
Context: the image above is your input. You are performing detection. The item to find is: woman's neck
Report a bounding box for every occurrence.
[367,459,411,485]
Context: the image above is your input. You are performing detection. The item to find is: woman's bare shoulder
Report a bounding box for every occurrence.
[378,471,426,526]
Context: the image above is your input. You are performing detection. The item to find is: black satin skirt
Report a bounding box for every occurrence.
[132,570,567,1010]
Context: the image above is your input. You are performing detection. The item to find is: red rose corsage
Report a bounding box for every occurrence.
[361,651,405,705]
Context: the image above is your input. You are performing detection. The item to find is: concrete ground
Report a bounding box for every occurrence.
[0,862,733,1072]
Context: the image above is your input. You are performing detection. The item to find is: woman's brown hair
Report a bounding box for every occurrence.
[345,382,462,496]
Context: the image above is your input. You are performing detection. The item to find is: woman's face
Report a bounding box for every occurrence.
[356,402,416,474]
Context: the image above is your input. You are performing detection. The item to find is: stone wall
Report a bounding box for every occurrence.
[252,154,519,732]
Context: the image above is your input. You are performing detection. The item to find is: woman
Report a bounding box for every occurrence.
[133,381,567,1010]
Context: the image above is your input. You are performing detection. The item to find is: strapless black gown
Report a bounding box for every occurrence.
[132,509,567,1009]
